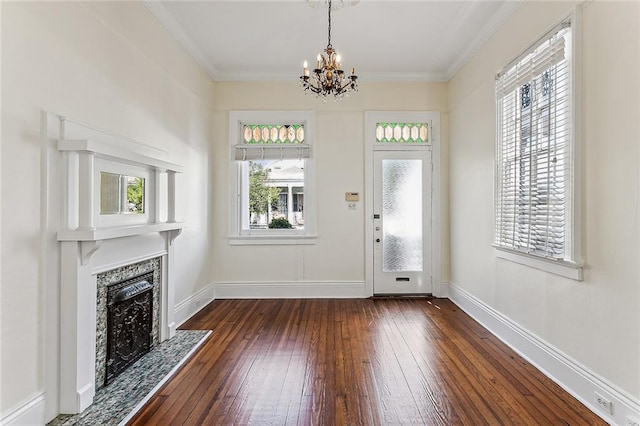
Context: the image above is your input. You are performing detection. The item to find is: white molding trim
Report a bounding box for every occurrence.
[364,111,442,298]
[144,0,521,84]
[228,110,317,241]
[445,0,524,80]
[438,281,450,299]
[228,235,317,246]
[214,281,366,299]
[1,393,45,426]
[91,250,167,275]
[212,70,451,83]
[142,0,517,84]
[77,383,94,414]
[117,331,212,426]
[142,1,221,81]
[495,247,583,281]
[174,284,216,327]
[57,139,182,173]
[58,223,185,243]
[448,282,640,426]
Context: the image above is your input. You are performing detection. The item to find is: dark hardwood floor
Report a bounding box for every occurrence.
[128,298,606,425]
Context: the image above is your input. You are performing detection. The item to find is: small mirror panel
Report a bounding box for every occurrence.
[100,172,145,215]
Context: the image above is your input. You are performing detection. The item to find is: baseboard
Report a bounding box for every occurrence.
[77,383,94,413]
[213,281,367,299]
[448,282,640,426]
[1,393,45,426]
[438,281,450,298]
[174,284,215,327]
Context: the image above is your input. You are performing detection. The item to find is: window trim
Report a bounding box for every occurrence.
[494,246,582,280]
[228,111,317,245]
[364,111,443,297]
[493,10,583,280]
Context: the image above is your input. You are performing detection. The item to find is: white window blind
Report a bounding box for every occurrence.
[494,22,574,262]
[234,123,310,160]
[234,144,310,161]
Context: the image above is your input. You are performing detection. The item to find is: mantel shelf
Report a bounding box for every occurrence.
[58,222,185,242]
[58,139,183,173]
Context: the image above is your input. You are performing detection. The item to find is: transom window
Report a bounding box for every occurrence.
[242,124,305,144]
[229,111,316,245]
[375,123,429,144]
[494,18,581,279]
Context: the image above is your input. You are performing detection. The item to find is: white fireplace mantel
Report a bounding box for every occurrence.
[56,122,185,414]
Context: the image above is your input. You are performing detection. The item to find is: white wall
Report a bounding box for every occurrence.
[1,1,214,422]
[449,0,639,406]
[212,82,450,292]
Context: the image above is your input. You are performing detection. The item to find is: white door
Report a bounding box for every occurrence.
[373,150,432,294]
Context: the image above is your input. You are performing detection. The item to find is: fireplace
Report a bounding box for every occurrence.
[95,258,161,390]
[52,114,184,413]
[105,272,154,385]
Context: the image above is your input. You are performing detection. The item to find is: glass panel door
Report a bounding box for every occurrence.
[373,150,431,294]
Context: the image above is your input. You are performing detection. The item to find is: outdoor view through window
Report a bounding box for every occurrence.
[248,159,304,230]
[100,172,145,215]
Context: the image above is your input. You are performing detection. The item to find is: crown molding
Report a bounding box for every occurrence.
[360,72,449,83]
[213,70,449,83]
[445,0,524,80]
[142,0,221,81]
[143,0,521,84]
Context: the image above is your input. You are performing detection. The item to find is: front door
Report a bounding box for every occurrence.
[373,150,432,294]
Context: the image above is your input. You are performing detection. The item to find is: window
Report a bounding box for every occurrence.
[229,111,316,244]
[375,122,429,144]
[494,18,581,279]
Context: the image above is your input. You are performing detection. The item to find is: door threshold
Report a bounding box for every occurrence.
[371,293,434,299]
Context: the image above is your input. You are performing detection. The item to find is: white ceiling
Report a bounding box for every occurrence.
[144,0,522,82]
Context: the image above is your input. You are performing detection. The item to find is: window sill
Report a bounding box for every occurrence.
[493,246,583,281]
[228,235,317,246]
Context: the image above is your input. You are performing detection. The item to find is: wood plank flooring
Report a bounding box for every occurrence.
[128,298,606,425]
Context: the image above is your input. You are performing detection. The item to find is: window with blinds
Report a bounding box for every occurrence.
[494,21,575,262]
[228,111,316,243]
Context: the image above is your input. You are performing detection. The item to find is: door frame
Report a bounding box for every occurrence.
[364,111,442,297]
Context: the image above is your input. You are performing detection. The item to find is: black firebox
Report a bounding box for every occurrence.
[105,272,154,385]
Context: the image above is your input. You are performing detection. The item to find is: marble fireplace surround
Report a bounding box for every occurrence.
[56,117,184,414]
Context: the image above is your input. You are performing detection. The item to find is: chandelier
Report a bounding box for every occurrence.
[300,0,358,99]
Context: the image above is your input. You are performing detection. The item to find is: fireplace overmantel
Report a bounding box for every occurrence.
[55,117,185,414]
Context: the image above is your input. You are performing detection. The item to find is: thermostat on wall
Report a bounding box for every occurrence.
[345,192,359,202]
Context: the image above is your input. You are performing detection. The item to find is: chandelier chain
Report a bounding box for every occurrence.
[327,0,332,47]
